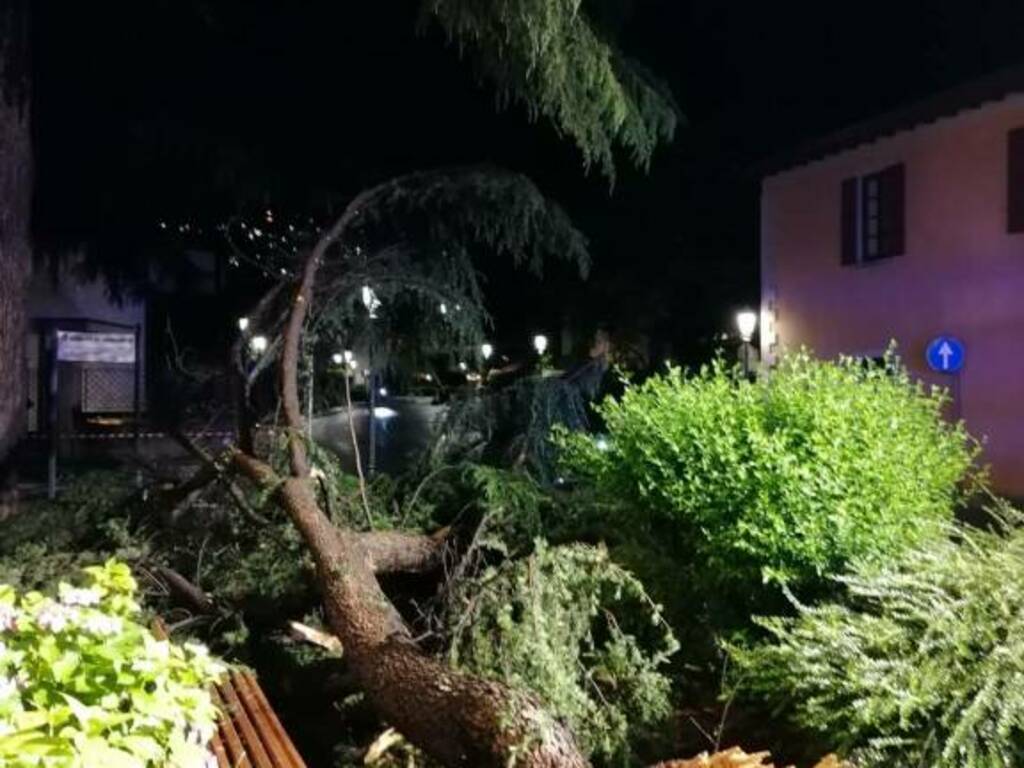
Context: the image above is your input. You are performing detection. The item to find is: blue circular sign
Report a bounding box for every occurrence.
[926,336,965,374]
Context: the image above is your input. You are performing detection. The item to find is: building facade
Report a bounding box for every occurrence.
[761,71,1024,497]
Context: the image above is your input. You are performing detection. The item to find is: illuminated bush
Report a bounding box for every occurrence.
[0,560,224,767]
[556,350,978,603]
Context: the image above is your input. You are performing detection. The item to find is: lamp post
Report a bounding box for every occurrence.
[736,310,758,377]
[533,334,549,375]
[249,335,268,355]
[362,286,381,476]
[480,342,494,384]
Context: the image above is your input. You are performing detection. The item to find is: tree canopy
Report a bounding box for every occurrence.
[423,0,679,181]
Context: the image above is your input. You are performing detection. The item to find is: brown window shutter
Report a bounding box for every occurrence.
[1008,128,1024,233]
[841,177,858,264]
[880,163,905,256]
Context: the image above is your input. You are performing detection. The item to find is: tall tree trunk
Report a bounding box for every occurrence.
[238,188,591,767]
[0,0,31,468]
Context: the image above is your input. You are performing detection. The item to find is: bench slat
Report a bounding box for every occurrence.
[234,670,307,768]
[217,678,277,768]
[210,684,252,768]
[150,618,307,768]
[210,728,232,768]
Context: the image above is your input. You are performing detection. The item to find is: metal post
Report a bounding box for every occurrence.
[47,328,59,500]
[952,371,963,423]
[368,369,377,476]
[742,341,751,378]
[133,324,142,487]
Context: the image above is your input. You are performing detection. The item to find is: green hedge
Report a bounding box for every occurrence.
[556,350,978,602]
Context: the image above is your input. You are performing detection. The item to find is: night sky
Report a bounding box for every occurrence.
[29,1,1024,362]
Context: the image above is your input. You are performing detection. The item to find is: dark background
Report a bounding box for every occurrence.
[29,0,1024,364]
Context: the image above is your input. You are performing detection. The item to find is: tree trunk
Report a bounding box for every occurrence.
[241,186,591,767]
[0,0,31,468]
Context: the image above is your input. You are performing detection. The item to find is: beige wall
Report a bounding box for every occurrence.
[761,94,1024,497]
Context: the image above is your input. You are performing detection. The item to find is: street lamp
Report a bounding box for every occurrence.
[331,352,343,365]
[361,285,380,319]
[249,335,268,355]
[237,317,250,333]
[481,342,494,361]
[736,309,758,377]
[533,334,548,356]
[736,310,757,343]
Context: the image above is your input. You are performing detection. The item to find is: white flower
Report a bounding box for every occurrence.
[35,602,76,633]
[81,612,122,637]
[59,585,102,607]
[0,676,16,701]
[0,604,18,632]
[183,642,210,660]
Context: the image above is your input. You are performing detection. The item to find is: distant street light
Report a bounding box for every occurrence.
[237,317,250,333]
[736,310,758,377]
[361,285,381,318]
[249,335,268,355]
[343,350,354,364]
[331,352,344,365]
[736,310,758,343]
[533,334,549,356]
[481,342,494,361]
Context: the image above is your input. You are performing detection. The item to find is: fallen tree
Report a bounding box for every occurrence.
[226,168,593,766]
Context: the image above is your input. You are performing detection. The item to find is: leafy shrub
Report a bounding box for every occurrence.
[447,541,679,766]
[0,560,224,767]
[556,350,978,601]
[729,511,1024,768]
[0,471,143,593]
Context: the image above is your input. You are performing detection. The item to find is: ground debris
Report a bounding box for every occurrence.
[650,747,846,768]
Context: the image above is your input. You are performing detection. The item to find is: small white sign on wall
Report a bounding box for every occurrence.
[56,331,136,364]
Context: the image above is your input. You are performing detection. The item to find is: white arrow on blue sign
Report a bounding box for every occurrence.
[926,335,965,374]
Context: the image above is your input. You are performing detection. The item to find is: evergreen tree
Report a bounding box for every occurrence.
[422,0,679,180]
[0,0,31,466]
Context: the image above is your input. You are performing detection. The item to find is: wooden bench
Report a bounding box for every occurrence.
[153,621,308,768]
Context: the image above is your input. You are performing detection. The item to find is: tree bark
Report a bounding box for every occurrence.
[0,0,31,467]
[241,189,591,767]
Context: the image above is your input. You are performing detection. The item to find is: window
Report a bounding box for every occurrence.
[840,163,905,265]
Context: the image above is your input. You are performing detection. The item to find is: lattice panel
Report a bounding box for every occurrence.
[81,365,136,413]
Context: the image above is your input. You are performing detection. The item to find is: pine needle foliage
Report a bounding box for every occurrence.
[730,511,1024,768]
[434,374,592,481]
[447,540,679,766]
[232,166,590,370]
[422,1,679,181]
